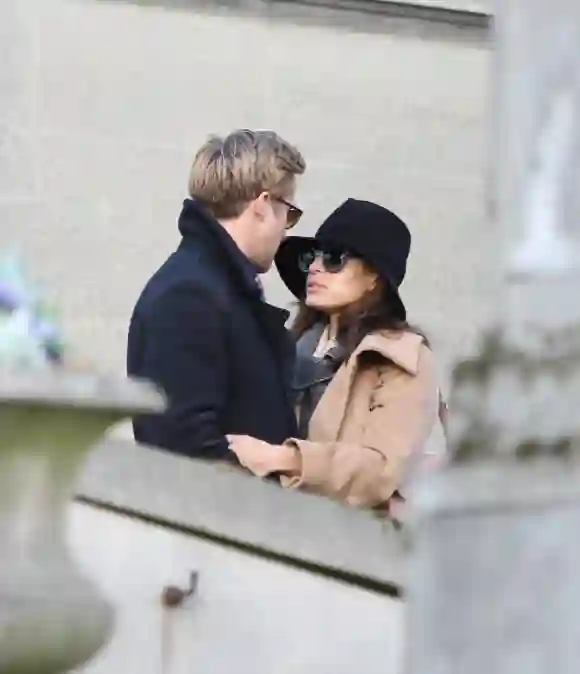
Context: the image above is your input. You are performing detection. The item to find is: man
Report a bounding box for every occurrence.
[127,129,306,461]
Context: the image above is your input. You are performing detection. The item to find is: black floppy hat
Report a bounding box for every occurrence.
[275,198,411,320]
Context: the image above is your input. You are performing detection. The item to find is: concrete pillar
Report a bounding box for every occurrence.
[407,1,580,673]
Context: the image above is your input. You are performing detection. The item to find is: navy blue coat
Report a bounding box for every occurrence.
[127,199,297,461]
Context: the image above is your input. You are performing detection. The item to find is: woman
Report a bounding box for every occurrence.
[228,198,442,513]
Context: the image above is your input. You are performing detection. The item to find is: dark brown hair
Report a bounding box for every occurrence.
[292,281,428,360]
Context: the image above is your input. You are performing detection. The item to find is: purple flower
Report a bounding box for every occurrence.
[0,251,65,365]
[0,283,21,312]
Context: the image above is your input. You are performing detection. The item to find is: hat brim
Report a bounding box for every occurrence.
[275,236,407,320]
[275,236,315,300]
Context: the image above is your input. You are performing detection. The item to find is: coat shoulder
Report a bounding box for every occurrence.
[134,246,232,320]
[352,329,431,376]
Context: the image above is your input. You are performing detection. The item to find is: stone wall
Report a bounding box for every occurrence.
[0,0,493,386]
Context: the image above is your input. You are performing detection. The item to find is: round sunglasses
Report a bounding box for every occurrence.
[298,247,352,274]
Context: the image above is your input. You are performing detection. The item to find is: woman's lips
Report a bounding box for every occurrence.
[307,281,325,292]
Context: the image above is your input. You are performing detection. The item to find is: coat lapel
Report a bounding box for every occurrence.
[293,323,325,391]
[308,330,424,441]
[308,355,358,441]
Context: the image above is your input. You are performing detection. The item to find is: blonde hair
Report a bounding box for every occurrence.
[188,129,306,219]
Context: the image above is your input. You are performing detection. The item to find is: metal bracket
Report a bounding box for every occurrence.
[160,571,199,609]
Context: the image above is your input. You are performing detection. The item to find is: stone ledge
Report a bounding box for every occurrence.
[270,0,491,27]
[99,0,491,36]
[76,438,406,593]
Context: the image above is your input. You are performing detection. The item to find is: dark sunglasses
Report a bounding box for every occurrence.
[274,197,303,230]
[298,247,352,274]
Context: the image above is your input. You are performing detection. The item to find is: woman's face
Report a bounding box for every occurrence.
[302,247,379,314]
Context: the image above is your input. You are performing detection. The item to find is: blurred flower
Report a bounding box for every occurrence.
[0,283,20,312]
[0,250,65,368]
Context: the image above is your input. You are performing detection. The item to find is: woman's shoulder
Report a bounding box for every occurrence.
[352,329,432,376]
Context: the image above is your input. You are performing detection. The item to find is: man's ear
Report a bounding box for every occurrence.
[252,192,270,221]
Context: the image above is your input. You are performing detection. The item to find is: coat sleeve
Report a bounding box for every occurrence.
[133,284,230,460]
[280,346,438,508]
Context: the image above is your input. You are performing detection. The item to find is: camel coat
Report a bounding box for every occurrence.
[274,330,439,510]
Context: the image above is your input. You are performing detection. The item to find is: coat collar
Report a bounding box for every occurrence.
[307,329,426,442]
[177,198,262,300]
[351,330,424,375]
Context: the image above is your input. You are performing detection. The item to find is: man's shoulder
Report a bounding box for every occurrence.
[155,244,219,284]
[138,246,232,306]
[136,279,224,322]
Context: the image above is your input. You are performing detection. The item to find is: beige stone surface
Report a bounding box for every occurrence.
[0,0,494,390]
[69,502,405,674]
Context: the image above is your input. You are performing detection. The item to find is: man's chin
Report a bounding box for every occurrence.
[255,260,273,274]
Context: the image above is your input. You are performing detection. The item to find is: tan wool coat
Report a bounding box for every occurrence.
[278,330,440,510]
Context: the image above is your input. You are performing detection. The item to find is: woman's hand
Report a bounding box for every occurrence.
[226,434,300,478]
